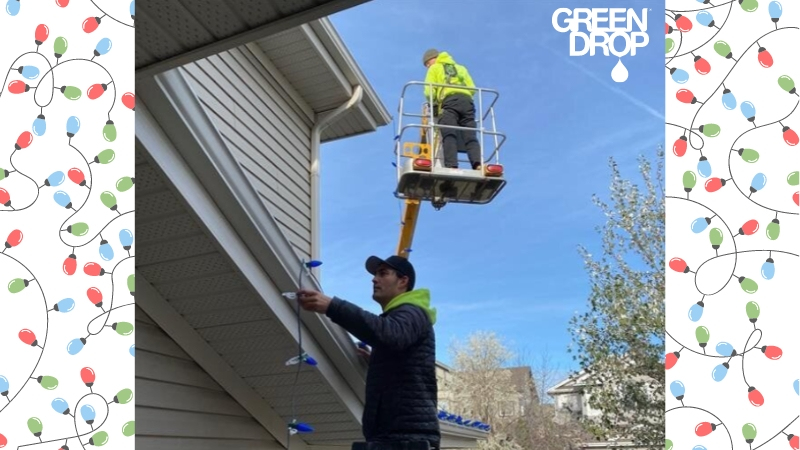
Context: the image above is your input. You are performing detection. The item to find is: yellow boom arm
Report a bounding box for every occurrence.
[396,106,433,260]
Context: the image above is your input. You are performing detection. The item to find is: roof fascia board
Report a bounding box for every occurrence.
[244,41,316,122]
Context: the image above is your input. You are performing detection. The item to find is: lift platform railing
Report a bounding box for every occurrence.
[393,81,507,175]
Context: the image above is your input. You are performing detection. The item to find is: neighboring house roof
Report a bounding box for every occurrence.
[547,370,598,396]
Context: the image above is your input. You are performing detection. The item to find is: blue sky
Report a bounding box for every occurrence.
[319,0,664,376]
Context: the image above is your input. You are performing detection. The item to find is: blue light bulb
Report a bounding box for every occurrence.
[119,229,134,249]
[691,217,711,233]
[696,11,714,27]
[52,398,70,414]
[6,0,20,16]
[130,0,135,16]
[55,297,75,312]
[671,68,689,84]
[0,375,9,395]
[130,344,135,357]
[54,190,72,208]
[669,380,685,398]
[751,173,767,192]
[20,65,39,79]
[66,116,80,137]
[693,446,708,450]
[32,114,47,136]
[46,171,65,187]
[722,89,736,110]
[81,404,96,423]
[99,240,114,261]
[794,379,799,395]
[688,302,704,321]
[741,101,756,121]
[715,342,734,356]
[761,258,775,280]
[711,363,729,381]
[95,38,112,56]
[305,260,323,268]
[67,338,86,355]
[697,156,711,178]
[295,422,313,433]
[769,1,782,20]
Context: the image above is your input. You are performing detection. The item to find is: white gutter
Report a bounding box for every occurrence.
[310,85,364,278]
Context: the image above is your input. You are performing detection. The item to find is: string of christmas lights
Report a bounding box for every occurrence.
[6,0,136,32]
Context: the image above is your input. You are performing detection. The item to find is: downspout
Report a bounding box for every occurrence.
[310,85,364,279]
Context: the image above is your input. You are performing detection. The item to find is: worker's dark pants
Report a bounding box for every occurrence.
[438,93,481,169]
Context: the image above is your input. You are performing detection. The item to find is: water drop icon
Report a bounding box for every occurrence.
[611,59,628,82]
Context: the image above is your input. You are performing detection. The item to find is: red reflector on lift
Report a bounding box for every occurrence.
[413,159,432,171]
[485,164,503,176]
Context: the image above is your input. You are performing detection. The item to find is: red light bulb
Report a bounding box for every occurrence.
[789,435,799,450]
[121,92,135,110]
[747,386,764,406]
[739,220,759,236]
[695,421,716,436]
[34,24,49,45]
[84,262,106,276]
[705,178,726,192]
[82,17,101,33]
[80,367,96,387]
[8,80,30,94]
[87,83,107,100]
[761,345,782,360]
[665,23,673,34]
[0,188,11,207]
[0,433,6,448]
[19,329,38,346]
[694,55,711,75]
[783,126,799,146]
[793,192,799,206]
[68,168,86,186]
[665,351,680,370]
[86,287,103,307]
[56,0,69,6]
[63,254,77,275]
[673,136,687,156]
[676,89,698,104]
[757,47,773,68]
[5,229,23,248]
[16,131,33,150]
[669,257,689,273]
[675,14,692,32]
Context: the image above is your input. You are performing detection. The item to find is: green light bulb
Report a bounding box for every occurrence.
[68,222,90,237]
[737,148,759,163]
[778,75,796,94]
[122,421,135,437]
[709,228,723,249]
[60,85,81,100]
[89,431,109,447]
[8,278,29,293]
[127,274,135,295]
[114,388,133,404]
[746,301,760,322]
[788,171,799,186]
[27,417,43,436]
[54,36,68,58]
[666,38,675,54]
[738,277,758,294]
[683,171,697,192]
[113,322,134,336]
[94,149,115,164]
[739,0,758,12]
[742,423,757,443]
[714,41,733,59]
[699,124,720,137]
[665,439,673,450]
[0,168,8,181]
[100,191,118,210]
[766,218,780,240]
[102,120,117,142]
[116,176,135,192]
[37,375,58,390]
[695,326,710,347]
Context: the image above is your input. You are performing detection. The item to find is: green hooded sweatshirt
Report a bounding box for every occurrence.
[382,288,437,325]
[423,52,476,104]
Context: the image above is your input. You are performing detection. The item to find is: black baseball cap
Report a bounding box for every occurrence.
[365,255,416,291]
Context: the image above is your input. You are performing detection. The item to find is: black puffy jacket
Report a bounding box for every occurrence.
[326,294,440,447]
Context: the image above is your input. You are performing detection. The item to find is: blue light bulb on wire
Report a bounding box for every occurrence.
[669,380,685,399]
[67,337,86,355]
[99,240,114,261]
[130,0,135,18]
[696,11,714,27]
[33,115,46,136]
[6,0,20,16]
[722,89,736,110]
[54,298,75,313]
[769,1,782,21]
[66,116,80,137]
[794,379,799,395]
[750,173,767,193]
[697,156,711,178]
[740,101,756,122]
[54,191,72,209]
[688,301,704,321]
[119,229,134,250]
[670,68,689,84]
[130,344,135,357]
[0,375,8,395]
[46,171,65,187]
[19,65,39,79]
[80,404,96,424]
[690,217,711,233]
[711,363,729,381]
[305,260,322,268]
[51,398,70,415]
[94,38,112,56]
[761,258,775,280]
[716,342,734,356]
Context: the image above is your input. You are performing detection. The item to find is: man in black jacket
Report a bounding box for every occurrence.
[297,255,440,450]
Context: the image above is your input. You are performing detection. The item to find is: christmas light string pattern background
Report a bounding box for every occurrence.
[0,1,134,449]
[665,0,798,449]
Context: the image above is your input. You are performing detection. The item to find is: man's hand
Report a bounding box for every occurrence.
[296,289,332,314]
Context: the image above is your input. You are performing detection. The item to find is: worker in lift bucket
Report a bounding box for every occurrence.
[422,48,481,171]
[297,255,439,450]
